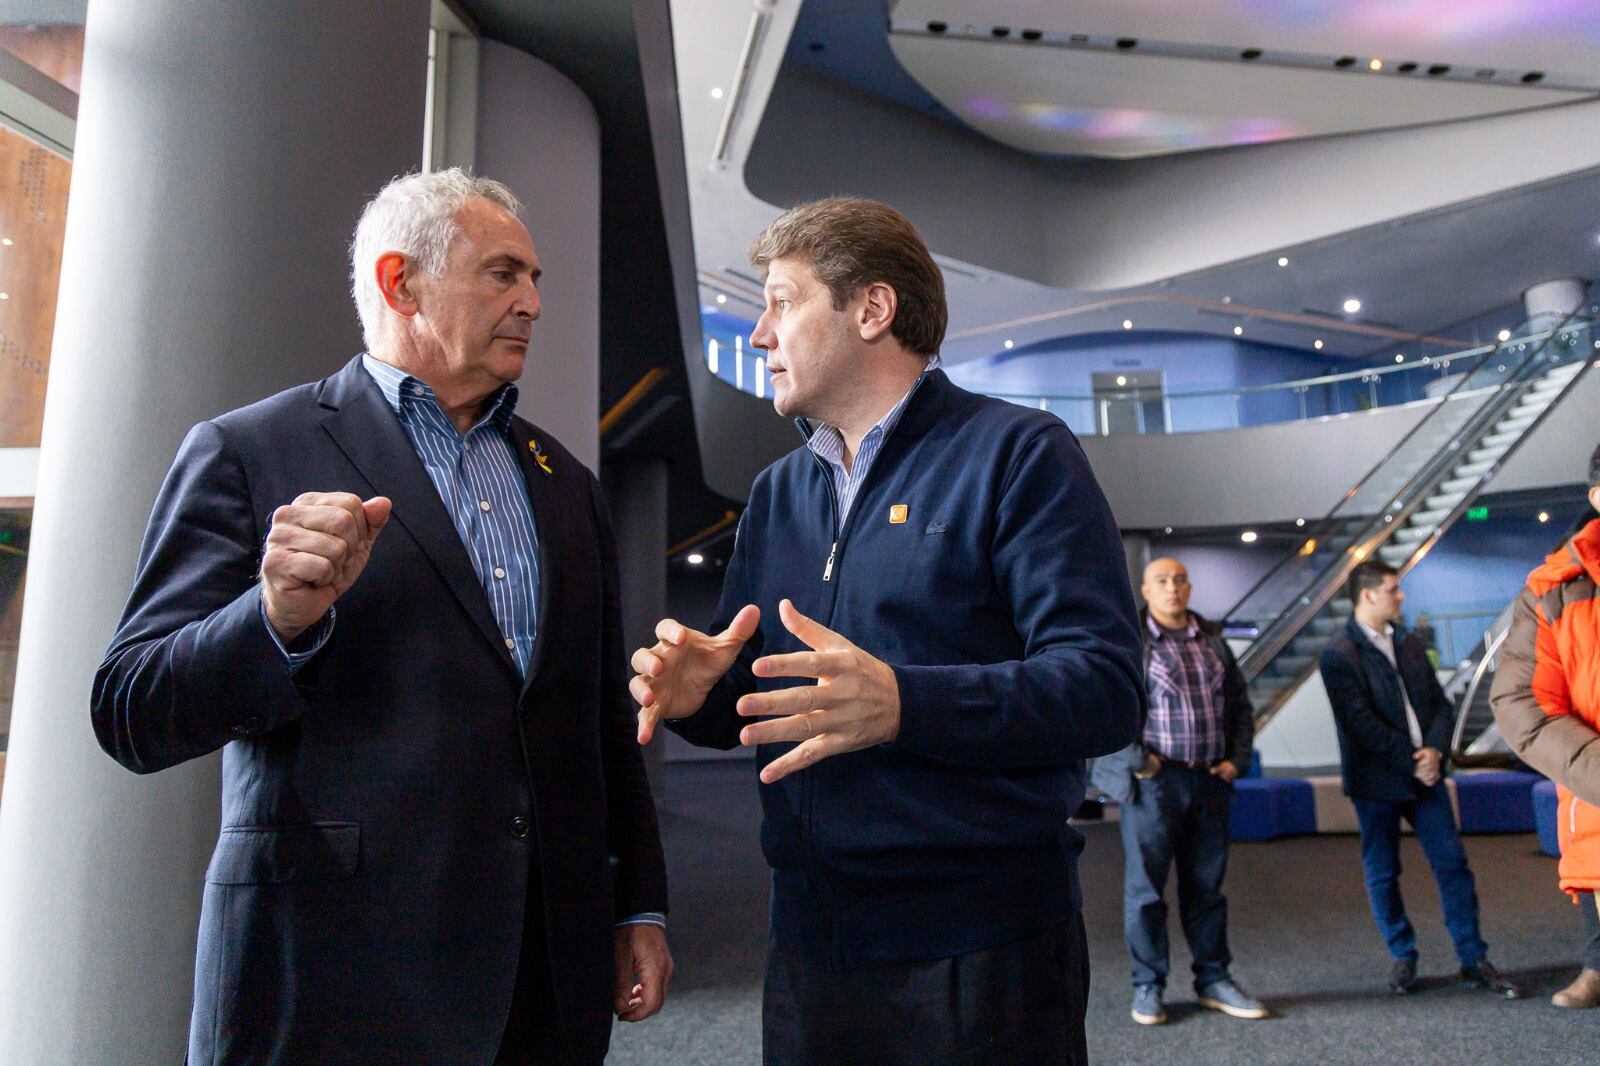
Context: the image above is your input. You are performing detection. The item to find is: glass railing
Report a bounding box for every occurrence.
[977,342,1530,437]
[700,314,1559,435]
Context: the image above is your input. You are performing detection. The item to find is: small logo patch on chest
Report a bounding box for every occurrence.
[888,504,909,525]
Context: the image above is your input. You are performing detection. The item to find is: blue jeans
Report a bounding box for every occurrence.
[1351,784,1487,966]
[1118,763,1234,990]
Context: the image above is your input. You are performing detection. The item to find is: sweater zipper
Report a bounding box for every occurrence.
[812,449,844,583]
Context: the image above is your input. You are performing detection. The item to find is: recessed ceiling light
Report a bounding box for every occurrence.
[687,552,705,565]
[1314,339,1324,350]
[1241,530,1258,543]
[1538,512,1550,523]
[1004,339,1014,349]
[1369,58,1383,71]
[1497,329,1511,342]
[710,87,724,99]
[1122,319,1133,330]
[1343,298,1362,314]
[1233,326,1243,336]
[1395,354,1404,363]
[1277,257,1289,267]
[1295,518,1306,527]
[715,293,727,304]
[1164,526,1173,534]
[1116,375,1128,386]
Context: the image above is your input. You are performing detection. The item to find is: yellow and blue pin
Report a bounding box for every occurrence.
[529,439,553,475]
[889,504,908,525]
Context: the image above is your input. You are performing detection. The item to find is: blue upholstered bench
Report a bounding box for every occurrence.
[1230,778,1316,841]
[1453,770,1542,834]
[1532,779,1561,858]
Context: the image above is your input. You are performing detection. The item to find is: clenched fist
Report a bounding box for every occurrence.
[260,492,392,643]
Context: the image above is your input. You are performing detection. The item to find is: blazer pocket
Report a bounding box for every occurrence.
[205,822,360,885]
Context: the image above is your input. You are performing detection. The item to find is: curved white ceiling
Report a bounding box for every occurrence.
[888,4,1595,158]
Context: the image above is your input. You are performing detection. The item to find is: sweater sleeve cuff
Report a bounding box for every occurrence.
[889,664,958,760]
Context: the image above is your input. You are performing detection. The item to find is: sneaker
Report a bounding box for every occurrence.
[1131,984,1167,1025]
[1389,957,1419,995]
[1196,978,1269,1019]
[1460,959,1524,999]
[1552,968,1600,1009]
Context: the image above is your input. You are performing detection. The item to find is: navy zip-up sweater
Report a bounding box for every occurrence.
[671,370,1145,968]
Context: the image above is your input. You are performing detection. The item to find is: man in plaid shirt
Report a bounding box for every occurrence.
[1091,558,1265,1026]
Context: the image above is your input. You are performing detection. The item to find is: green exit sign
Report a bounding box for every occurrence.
[1465,506,1489,522]
[0,531,12,543]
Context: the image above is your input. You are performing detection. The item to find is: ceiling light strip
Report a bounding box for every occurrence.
[886,18,1587,93]
[711,6,775,166]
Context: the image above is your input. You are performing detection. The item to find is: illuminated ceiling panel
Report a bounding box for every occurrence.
[888,25,1592,159]
[891,1,1600,87]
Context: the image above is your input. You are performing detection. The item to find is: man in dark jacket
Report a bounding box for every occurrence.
[91,171,669,1064]
[1319,559,1520,998]
[1091,558,1264,1025]
[629,198,1145,1064]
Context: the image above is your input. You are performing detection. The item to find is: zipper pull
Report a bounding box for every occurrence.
[823,541,837,582]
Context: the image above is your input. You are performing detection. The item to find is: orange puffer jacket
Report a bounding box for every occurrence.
[1491,518,1600,895]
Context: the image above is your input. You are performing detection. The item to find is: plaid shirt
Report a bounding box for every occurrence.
[1143,613,1227,762]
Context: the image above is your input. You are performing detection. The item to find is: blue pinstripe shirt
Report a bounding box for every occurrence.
[806,356,940,527]
[361,355,540,677]
[362,358,664,930]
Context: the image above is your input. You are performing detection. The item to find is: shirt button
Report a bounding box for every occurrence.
[505,638,516,649]
[479,500,492,512]
[494,567,506,579]
[508,816,530,839]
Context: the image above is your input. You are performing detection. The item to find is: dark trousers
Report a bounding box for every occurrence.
[1118,763,1234,990]
[494,875,610,1066]
[762,915,1089,1066]
[1580,891,1600,972]
[1351,783,1488,966]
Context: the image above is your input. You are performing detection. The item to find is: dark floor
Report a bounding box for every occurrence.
[608,761,1600,1066]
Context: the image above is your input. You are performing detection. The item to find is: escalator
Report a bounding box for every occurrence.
[1225,306,1596,726]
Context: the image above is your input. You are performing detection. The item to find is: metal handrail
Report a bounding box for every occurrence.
[983,334,1516,407]
[1233,310,1591,720]
[1450,627,1511,766]
[1224,314,1583,639]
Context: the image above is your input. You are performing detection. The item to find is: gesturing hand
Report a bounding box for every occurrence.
[260,492,392,643]
[736,599,901,785]
[631,604,761,744]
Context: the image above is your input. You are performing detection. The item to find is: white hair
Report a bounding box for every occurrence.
[349,168,524,348]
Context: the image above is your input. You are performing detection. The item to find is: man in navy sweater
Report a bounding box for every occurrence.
[630,198,1145,1063]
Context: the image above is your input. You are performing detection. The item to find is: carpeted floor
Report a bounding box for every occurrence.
[608,761,1599,1066]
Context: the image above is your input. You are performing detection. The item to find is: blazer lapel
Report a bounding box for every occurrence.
[316,358,518,678]
[506,417,559,688]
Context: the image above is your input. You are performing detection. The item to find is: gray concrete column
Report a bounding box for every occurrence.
[604,459,670,803]
[1123,532,1152,608]
[1523,278,1586,327]
[0,3,428,1061]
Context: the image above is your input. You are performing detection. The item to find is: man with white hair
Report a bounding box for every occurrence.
[93,169,669,1064]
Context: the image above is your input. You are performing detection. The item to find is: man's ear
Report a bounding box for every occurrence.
[375,252,420,319]
[1589,483,1600,515]
[856,282,897,343]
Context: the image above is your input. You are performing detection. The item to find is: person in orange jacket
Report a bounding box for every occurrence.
[1491,442,1600,1009]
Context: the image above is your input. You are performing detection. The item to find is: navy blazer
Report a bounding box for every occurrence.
[92,356,665,1064]
[1318,618,1454,803]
